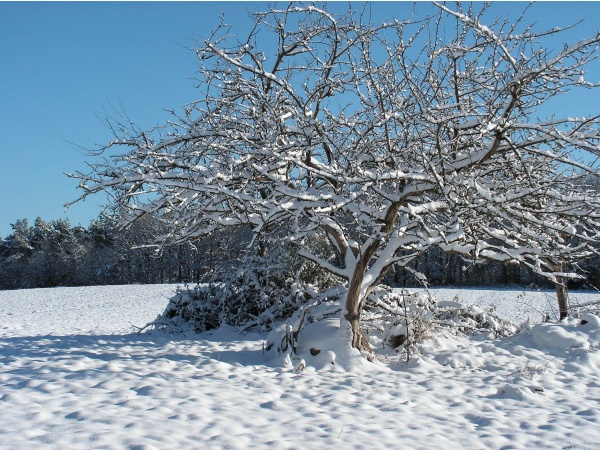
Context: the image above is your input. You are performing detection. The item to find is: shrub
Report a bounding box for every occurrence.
[154,246,326,333]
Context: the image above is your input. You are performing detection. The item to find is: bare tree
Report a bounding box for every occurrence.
[68,3,600,351]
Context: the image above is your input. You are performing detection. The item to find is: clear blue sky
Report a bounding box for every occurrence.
[1,1,599,238]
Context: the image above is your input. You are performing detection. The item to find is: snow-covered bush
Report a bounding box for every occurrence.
[152,230,346,333]
[161,278,321,333]
[156,246,327,333]
[363,287,516,358]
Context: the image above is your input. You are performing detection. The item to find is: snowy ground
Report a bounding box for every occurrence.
[1,284,600,449]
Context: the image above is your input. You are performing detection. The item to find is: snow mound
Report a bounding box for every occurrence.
[494,383,544,401]
[527,313,600,355]
[264,299,375,372]
[531,323,590,351]
[581,312,600,328]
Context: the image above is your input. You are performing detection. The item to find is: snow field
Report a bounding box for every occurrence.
[1,285,600,449]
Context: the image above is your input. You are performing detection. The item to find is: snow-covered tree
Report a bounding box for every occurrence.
[68,3,600,351]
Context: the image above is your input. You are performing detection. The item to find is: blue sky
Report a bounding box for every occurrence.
[1,1,599,238]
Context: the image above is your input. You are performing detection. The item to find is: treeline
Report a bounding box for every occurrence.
[0,216,249,290]
[391,245,599,290]
[1,215,598,291]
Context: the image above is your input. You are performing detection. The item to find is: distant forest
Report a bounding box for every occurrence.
[1,215,598,291]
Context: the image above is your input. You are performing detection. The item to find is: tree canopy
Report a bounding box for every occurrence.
[68,3,600,351]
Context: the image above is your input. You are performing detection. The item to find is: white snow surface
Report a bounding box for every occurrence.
[1,284,600,449]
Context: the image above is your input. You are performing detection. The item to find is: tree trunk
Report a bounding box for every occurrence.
[556,280,568,321]
[344,310,371,352]
[344,251,375,353]
[344,282,373,353]
[547,260,569,320]
[554,264,569,321]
